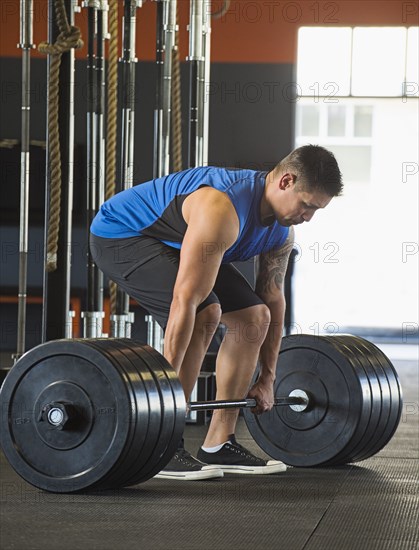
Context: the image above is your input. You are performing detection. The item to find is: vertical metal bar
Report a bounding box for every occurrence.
[111,0,139,337]
[96,5,105,307]
[149,1,176,353]
[201,0,211,166]
[119,0,136,190]
[161,0,177,176]
[86,4,97,312]
[83,0,107,338]
[15,0,34,360]
[188,60,198,167]
[153,0,164,178]
[42,0,75,342]
[187,0,203,168]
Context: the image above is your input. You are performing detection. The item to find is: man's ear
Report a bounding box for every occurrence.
[278,173,296,190]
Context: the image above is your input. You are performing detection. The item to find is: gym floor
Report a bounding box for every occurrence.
[1,346,418,550]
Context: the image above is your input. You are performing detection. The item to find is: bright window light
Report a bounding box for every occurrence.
[294,28,419,330]
[406,27,419,97]
[297,27,352,97]
[351,27,407,96]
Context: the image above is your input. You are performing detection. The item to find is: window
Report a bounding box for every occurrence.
[297,26,419,97]
[293,27,419,331]
[296,27,352,96]
[296,101,373,183]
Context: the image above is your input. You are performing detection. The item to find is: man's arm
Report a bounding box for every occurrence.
[250,226,295,411]
[163,187,239,373]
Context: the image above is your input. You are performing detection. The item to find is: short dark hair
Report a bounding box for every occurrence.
[275,145,343,197]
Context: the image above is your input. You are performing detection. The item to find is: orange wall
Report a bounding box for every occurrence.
[0,0,416,63]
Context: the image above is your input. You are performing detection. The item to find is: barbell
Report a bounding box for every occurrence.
[0,334,402,493]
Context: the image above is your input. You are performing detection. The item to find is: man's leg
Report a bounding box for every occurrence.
[203,304,270,447]
[195,264,287,475]
[177,303,221,400]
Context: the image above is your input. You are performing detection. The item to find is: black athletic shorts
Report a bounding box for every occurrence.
[90,234,264,328]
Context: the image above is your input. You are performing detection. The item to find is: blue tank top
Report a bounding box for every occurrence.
[91,166,289,263]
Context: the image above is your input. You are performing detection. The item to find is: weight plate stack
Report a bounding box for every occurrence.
[345,336,403,461]
[82,339,171,489]
[0,339,186,493]
[243,334,402,467]
[320,335,387,465]
[119,340,186,486]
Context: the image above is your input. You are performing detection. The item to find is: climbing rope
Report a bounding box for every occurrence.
[105,0,118,202]
[38,0,83,272]
[105,0,119,315]
[171,2,183,173]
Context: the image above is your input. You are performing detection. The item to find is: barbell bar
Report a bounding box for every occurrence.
[188,392,310,412]
[38,393,310,428]
[0,334,402,493]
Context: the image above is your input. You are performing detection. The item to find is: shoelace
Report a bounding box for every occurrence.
[174,448,200,466]
[225,443,259,461]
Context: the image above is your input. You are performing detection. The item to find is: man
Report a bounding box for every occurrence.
[90,144,343,480]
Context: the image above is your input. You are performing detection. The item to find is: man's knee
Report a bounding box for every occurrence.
[224,304,271,326]
[223,304,271,345]
[248,304,271,326]
[196,303,222,336]
[244,304,271,342]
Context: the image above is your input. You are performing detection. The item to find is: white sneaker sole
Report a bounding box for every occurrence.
[215,461,287,475]
[154,466,224,481]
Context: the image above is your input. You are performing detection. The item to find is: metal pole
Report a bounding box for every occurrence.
[153,0,164,178]
[153,0,178,177]
[42,0,75,342]
[15,0,34,361]
[82,0,106,338]
[187,0,211,168]
[95,1,106,297]
[149,1,176,352]
[110,0,141,338]
[201,0,211,166]
[86,1,98,308]
[187,0,203,168]
[161,0,177,176]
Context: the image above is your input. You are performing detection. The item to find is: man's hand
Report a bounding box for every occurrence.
[247,379,275,415]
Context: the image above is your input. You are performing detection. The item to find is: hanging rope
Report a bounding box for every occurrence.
[171,3,182,172]
[38,0,83,272]
[105,0,119,315]
[105,0,119,201]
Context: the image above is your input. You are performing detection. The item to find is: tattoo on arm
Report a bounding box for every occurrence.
[255,227,295,296]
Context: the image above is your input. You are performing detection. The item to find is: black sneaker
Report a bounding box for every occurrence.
[154,441,224,481]
[197,435,287,475]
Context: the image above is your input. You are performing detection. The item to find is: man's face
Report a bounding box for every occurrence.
[270,175,333,226]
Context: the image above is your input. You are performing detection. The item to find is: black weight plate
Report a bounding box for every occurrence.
[333,335,392,463]
[124,342,185,485]
[102,340,167,487]
[121,343,176,485]
[243,334,370,467]
[82,339,159,488]
[141,344,186,478]
[0,339,134,493]
[321,335,381,465]
[106,340,179,486]
[363,343,402,457]
[81,339,159,489]
[348,337,402,460]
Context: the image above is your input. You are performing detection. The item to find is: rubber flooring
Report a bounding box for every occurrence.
[1,357,418,550]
